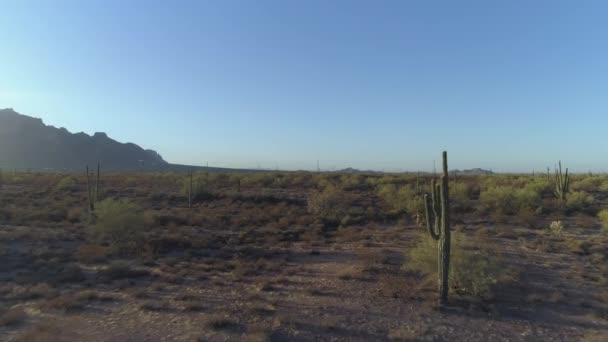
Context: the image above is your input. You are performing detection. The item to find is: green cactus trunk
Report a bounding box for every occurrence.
[95,163,101,202]
[554,161,569,202]
[86,165,94,212]
[188,169,193,209]
[423,151,451,306]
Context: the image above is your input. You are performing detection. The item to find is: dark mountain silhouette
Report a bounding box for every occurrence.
[0,108,168,171]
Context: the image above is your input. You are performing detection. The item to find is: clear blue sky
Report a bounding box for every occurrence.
[1,0,607,172]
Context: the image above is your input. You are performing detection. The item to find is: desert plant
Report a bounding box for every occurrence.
[566,191,594,211]
[85,163,101,212]
[92,198,145,254]
[307,185,358,226]
[422,151,451,305]
[407,231,505,299]
[54,176,78,192]
[554,161,570,202]
[377,184,424,218]
[480,186,541,216]
[182,172,212,204]
[598,209,608,232]
[549,220,564,236]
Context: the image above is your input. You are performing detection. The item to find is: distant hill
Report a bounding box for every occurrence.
[451,168,494,175]
[0,108,169,171]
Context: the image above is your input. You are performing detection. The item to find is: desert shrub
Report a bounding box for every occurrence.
[92,198,145,254]
[549,221,564,236]
[54,176,78,192]
[307,185,359,226]
[286,172,314,188]
[66,207,84,223]
[598,210,608,232]
[99,262,149,280]
[571,176,603,192]
[480,186,540,216]
[480,186,515,215]
[339,174,371,191]
[599,179,608,192]
[181,173,212,201]
[566,191,594,211]
[523,178,552,196]
[513,188,542,210]
[242,173,276,188]
[377,184,423,217]
[450,182,471,210]
[406,232,510,298]
[76,244,108,263]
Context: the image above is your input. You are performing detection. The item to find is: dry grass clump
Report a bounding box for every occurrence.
[99,262,149,280]
[43,294,86,312]
[8,283,58,301]
[76,244,109,263]
[245,323,274,342]
[337,265,363,280]
[140,300,171,312]
[205,314,241,332]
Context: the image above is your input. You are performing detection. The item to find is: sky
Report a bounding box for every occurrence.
[1,0,607,172]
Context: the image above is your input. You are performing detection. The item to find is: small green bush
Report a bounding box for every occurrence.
[480,186,516,215]
[181,173,212,201]
[93,199,145,254]
[450,182,471,210]
[571,176,603,192]
[54,176,78,192]
[598,209,608,232]
[406,232,509,298]
[566,191,594,211]
[307,185,359,226]
[480,186,540,216]
[377,184,424,218]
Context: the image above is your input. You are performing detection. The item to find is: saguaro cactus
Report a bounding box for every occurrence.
[188,169,193,209]
[86,163,101,213]
[95,162,101,202]
[423,151,451,306]
[554,161,569,202]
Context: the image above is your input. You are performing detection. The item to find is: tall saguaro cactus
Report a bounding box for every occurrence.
[86,163,101,213]
[423,151,451,306]
[554,161,569,202]
[188,169,193,209]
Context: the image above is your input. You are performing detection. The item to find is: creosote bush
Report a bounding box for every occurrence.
[92,198,145,254]
[480,186,541,216]
[598,209,608,232]
[307,185,359,226]
[566,191,594,211]
[181,173,213,201]
[54,176,79,192]
[406,232,510,298]
[377,184,423,218]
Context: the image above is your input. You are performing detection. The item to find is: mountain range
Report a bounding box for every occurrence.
[0,108,172,171]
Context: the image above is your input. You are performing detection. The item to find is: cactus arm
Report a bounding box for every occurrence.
[424,193,440,240]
